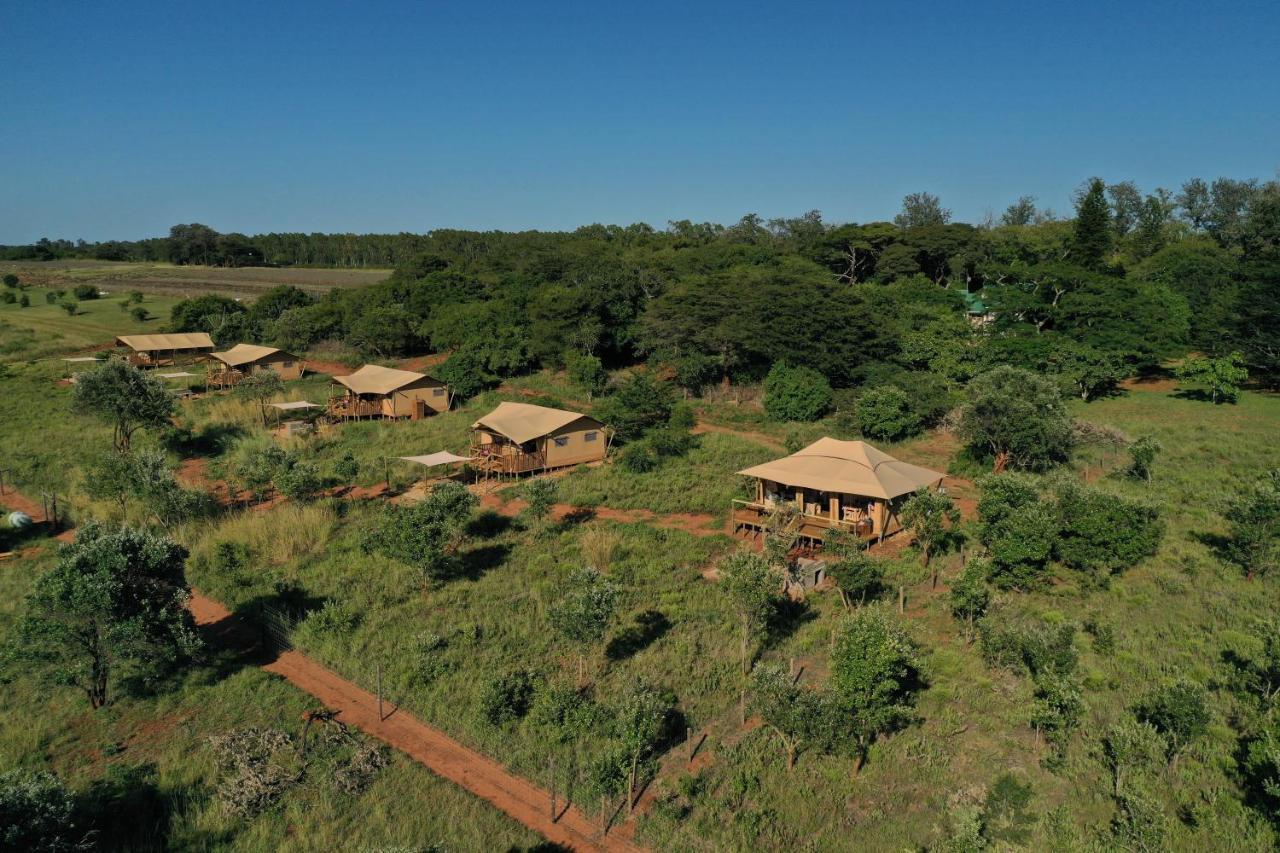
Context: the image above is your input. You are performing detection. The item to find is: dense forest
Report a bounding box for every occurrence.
[142,177,1280,413]
[8,176,1279,405]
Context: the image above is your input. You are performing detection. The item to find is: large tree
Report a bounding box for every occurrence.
[719,550,780,674]
[1072,178,1113,269]
[13,522,199,709]
[362,481,478,584]
[958,366,1074,472]
[72,360,176,452]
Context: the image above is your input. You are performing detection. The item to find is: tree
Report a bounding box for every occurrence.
[1104,718,1165,798]
[1225,470,1280,579]
[719,550,780,674]
[749,662,837,771]
[1072,178,1113,269]
[1175,352,1248,404]
[613,685,671,811]
[959,366,1074,472]
[1,273,17,287]
[895,192,951,229]
[362,481,477,584]
[548,566,619,683]
[1241,709,1280,823]
[565,351,608,401]
[1106,180,1143,237]
[0,770,78,852]
[830,607,922,775]
[435,346,493,402]
[592,371,675,441]
[72,360,176,452]
[233,371,285,427]
[1001,196,1040,227]
[13,522,199,709]
[1054,484,1163,578]
[1136,680,1210,768]
[274,460,322,502]
[1127,435,1161,482]
[522,477,558,531]
[899,489,960,577]
[1048,343,1126,402]
[824,532,884,608]
[856,386,921,442]
[348,306,418,357]
[763,361,832,422]
[948,559,991,642]
[985,502,1058,590]
[18,293,29,308]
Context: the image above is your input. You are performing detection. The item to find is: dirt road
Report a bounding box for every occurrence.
[476,490,723,538]
[188,592,645,853]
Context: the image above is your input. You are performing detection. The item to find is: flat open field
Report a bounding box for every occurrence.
[0,261,390,300]
[0,286,181,362]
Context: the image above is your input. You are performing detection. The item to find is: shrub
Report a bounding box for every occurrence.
[0,291,14,304]
[959,366,1074,471]
[60,300,78,316]
[1055,485,1163,577]
[1,273,17,287]
[306,600,359,635]
[1135,680,1210,763]
[333,452,360,482]
[530,682,603,742]
[18,293,29,308]
[435,347,492,402]
[411,633,451,685]
[130,306,149,322]
[1225,470,1280,579]
[1127,435,1161,482]
[45,290,59,304]
[763,362,833,422]
[593,372,676,440]
[565,351,608,400]
[985,502,1058,589]
[72,283,100,300]
[480,669,537,725]
[522,477,558,528]
[979,615,1078,679]
[274,461,322,502]
[1176,351,1247,404]
[977,473,1042,540]
[856,385,921,441]
[0,769,77,852]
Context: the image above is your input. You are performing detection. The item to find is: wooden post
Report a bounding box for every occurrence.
[740,689,746,725]
[898,586,905,613]
[383,457,390,492]
[376,662,383,721]
[686,726,693,762]
[550,756,557,821]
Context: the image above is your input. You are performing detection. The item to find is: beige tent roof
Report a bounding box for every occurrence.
[115,333,214,352]
[737,437,945,501]
[472,402,596,445]
[333,364,438,395]
[211,343,290,367]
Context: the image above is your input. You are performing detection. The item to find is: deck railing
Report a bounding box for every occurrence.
[730,500,874,540]
[327,397,382,419]
[471,441,547,474]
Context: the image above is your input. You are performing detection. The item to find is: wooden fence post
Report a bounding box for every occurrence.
[376,662,384,721]
[898,586,905,613]
[549,756,556,821]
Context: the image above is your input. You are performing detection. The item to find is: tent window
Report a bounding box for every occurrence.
[282,360,293,368]
[554,437,569,447]
[584,431,598,442]
[433,388,445,396]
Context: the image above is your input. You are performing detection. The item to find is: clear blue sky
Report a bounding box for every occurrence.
[3,0,1277,242]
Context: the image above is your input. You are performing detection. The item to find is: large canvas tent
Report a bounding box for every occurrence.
[328,364,448,420]
[471,401,606,476]
[734,437,945,543]
[115,333,214,367]
[208,344,304,388]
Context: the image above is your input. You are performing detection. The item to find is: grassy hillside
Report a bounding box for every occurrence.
[0,287,180,362]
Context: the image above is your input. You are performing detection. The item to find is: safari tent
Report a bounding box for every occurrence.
[207,344,305,388]
[114,333,215,367]
[733,437,945,544]
[470,401,606,477]
[327,364,448,420]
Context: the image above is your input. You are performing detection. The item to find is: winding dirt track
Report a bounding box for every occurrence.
[189,592,645,853]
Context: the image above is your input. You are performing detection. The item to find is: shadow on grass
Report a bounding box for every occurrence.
[766,598,815,649]
[554,507,599,530]
[75,762,228,851]
[1190,530,1235,564]
[163,422,246,457]
[605,609,671,661]
[467,509,516,538]
[449,542,513,581]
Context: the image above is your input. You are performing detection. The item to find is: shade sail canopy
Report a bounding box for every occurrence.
[737,437,945,501]
[472,401,597,445]
[397,451,474,467]
[115,333,214,351]
[211,343,290,367]
[334,364,437,395]
[157,371,197,378]
[269,400,320,411]
[63,356,101,363]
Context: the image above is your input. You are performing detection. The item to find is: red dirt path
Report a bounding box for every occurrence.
[0,486,75,543]
[189,591,645,852]
[476,490,723,538]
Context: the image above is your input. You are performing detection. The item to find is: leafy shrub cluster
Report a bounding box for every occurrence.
[763,362,833,422]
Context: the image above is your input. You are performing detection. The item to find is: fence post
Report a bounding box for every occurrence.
[686,726,692,763]
[550,756,556,822]
[377,662,384,722]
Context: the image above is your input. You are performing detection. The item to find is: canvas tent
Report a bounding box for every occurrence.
[734,437,945,543]
[208,344,304,387]
[471,401,607,476]
[115,333,214,367]
[328,364,449,420]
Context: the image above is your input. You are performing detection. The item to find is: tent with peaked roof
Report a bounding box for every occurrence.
[734,437,946,542]
[470,401,606,476]
[115,333,214,366]
[328,364,449,420]
[208,343,304,387]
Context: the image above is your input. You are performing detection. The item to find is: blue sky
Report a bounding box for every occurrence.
[3,0,1277,242]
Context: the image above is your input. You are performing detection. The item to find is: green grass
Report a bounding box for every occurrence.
[0,539,540,851]
[0,287,180,362]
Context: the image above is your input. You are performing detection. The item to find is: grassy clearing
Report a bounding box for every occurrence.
[0,287,180,362]
[0,261,390,301]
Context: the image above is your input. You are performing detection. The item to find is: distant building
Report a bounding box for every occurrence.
[327,364,449,420]
[470,402,607,477]
[114,333,215,367]
[207,344,304,388]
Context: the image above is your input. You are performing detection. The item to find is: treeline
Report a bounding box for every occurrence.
[157,176,1280,406]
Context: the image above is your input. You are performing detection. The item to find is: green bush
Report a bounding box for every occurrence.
[1055,485,1163,576]
[985,502,1058,589]
[18,293,29,308]
[592,372,676,440]
[0,769,77,851]
[72,283,101,300]
[977,473,1043,542]
[274,461,323,502]
[856,385,922,441]
[979,616,1078,679]
[0,291,14,304]
[1,273,18,288]
[306,600,360,635]
[411,633,451,685]
[480,669,537,726]
[45,290,59,304]
[130,306,149,322]
[763,361,833,422]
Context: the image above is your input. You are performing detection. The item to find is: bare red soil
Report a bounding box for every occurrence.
[476,490,722,538]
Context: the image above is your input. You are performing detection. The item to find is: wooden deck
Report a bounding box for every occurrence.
[471,441,547,477]
[207,368,244,389]
[326,397,383,420]
[731,500,875,543]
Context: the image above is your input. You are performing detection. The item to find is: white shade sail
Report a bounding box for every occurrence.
[396,452,474,467]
